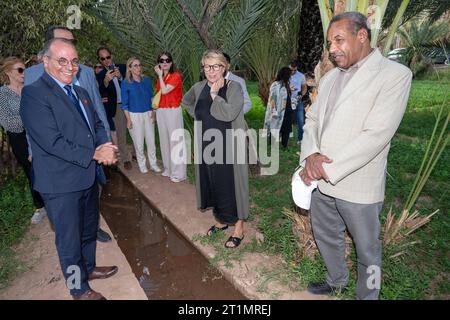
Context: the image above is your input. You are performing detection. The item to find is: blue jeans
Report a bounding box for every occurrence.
[296,100,304,142]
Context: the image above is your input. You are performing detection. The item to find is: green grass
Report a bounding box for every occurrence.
[417,68,450,82]
[2,72,446,299]
[241,77,449,299]
[0,171,33,288]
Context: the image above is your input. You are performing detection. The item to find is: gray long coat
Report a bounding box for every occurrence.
[182,79,249,220]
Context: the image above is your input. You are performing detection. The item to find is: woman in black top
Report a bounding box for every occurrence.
[182,50,249,248]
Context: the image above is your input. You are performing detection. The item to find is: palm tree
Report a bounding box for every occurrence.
[398,18,450,77]
[91,0,275,90]
[244,0,300,103]
[91,0,301,104]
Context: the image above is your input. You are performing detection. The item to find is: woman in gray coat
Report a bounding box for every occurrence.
[182,50,249,248]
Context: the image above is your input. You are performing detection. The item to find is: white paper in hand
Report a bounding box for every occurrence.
[291,168,318,210]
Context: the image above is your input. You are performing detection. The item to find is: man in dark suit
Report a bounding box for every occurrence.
[25,25,113,243]
[20,38,119,300]
[96,46,132,170]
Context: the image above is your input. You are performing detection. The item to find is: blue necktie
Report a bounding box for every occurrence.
[64,85,90,131]
[64,85,105,184]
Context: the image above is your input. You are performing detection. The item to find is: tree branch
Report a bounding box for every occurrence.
[175,0,216,48]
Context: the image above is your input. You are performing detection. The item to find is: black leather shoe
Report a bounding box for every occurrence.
[97,227,112,242]
[307,282,347,295]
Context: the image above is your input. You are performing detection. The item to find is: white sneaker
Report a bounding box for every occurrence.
[139,167,148,173]
[170,177,186,183]
[31,207,47,224]
[161,170,170,177]
[150,165,162,173]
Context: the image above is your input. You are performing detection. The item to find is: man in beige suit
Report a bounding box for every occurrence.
[299,12,412,299]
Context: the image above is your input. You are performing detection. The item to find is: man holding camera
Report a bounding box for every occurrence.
[96,47,132,170]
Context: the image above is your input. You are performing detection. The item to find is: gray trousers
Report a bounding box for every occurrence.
[310,189,382,300]
[114,105,132,163]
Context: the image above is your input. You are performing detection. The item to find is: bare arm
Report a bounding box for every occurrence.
[154,66,175,94]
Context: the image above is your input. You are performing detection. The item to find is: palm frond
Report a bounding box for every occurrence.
[217,0,271,58]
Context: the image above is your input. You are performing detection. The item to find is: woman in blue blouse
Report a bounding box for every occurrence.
[121,57,161,173]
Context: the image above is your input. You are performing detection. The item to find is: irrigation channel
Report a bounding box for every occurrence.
[100,169,246,300]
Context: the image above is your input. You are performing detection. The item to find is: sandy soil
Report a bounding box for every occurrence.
[0,215,147,300]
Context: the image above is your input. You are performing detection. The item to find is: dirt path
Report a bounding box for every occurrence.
[0,215,147,300]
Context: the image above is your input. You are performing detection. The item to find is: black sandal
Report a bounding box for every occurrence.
[207,224,229,236]
[224,235,244,249]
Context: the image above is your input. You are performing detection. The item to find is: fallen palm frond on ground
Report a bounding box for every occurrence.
[283,207,352,266]
[282,207,317,259]
[383,206,439,257]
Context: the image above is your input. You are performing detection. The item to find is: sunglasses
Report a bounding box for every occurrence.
[99,56,111,61]
[14,67,25,74]
[95,65,103,68]
[158,58,172,64]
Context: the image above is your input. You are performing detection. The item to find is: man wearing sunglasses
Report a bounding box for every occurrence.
[24,26,113,243]
[95,47,132,171]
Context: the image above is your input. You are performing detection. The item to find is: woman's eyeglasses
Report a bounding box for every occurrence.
[202,64,224,72]
[99,56,111,61]
[158,58,172,64]
[14,67,25,74]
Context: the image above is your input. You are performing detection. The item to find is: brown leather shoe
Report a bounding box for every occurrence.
[73,289,106,300]
[124,161,132,170]
[88,266,118,281]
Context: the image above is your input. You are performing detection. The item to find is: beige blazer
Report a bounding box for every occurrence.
[300,49,412,204]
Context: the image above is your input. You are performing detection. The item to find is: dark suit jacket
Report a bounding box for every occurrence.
[20,72,108,194]
[96,63,126,118]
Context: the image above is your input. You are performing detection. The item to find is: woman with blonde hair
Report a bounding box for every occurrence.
[182,50,248,248]
[0,56,46,223]
[121,57,161,173]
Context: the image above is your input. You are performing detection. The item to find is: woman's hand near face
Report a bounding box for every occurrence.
[154,65,163,77]
[210,78,224,93]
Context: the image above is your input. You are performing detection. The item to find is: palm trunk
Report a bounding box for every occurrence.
[297,0,324,78]
[384,0,411,55]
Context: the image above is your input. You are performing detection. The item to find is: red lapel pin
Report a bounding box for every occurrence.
[83,99,88,106]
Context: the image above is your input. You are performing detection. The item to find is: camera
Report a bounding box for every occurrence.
[108,63,116,71]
